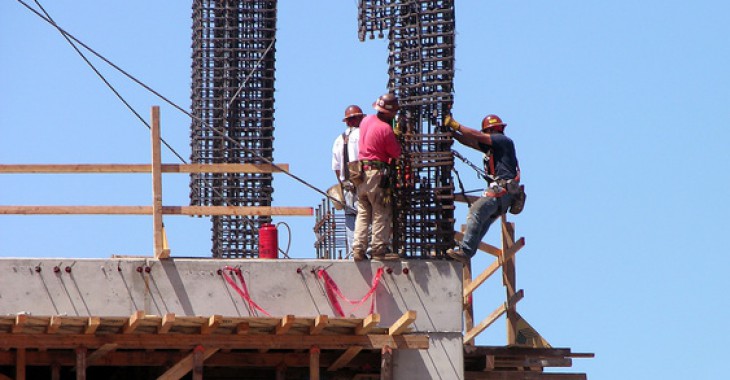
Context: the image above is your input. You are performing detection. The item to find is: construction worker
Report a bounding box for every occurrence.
[332,105,365,256]
[351,93,402,261]
[445,113,521,263]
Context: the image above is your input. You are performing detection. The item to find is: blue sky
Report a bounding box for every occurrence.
[2,1,729,379]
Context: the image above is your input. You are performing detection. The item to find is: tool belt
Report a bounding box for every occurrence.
[484,179,517,198]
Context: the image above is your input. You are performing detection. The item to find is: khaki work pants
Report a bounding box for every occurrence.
[352,169,392,257]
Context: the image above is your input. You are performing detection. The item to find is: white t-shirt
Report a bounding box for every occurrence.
[331,127,360,182]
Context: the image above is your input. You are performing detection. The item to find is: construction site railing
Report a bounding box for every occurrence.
[0,106,312,259]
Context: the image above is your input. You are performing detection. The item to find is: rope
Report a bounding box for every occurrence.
[221,266,271,317]
[317,268,384,317]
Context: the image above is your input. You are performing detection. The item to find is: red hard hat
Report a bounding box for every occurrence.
[481,114,507,132]
[373,93,399,115]
[343,105,364,122]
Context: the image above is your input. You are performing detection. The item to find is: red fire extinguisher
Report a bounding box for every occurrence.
[258,223,278,259]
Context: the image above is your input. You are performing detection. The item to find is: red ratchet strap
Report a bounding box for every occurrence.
[221,266,271,317]
[317,267,384,317]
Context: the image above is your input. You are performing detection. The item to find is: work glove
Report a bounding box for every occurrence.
[444,114,461,132]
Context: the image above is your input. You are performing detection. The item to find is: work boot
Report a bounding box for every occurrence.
[446,248,469,264]
[353,251,367,262]
[370,251,386,261]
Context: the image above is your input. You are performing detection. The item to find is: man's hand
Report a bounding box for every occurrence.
[444,114,461,132]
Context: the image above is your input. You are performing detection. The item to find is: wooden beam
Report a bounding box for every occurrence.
[0,350,382,368]
[0,373,12,380]
[159,313,175,334]
[151,106,165,259]
[380,345,393,380]
[310,315,328,335]
[355,314,380,335]
[464,237,525,298]
[157,346,218,380]
[0,333,428,350]
[48,316,64,334]
[16,348,26,380]
[85,343,118,365]
[0,163,290,174]
[327,346,362,372]
[275,315,295,335]
[13,314,27,333]
[309,346,320,380]
[0,205,313,216]
[51,362,61,380]
[276,363,287,380]
[122,311,145,334]
[200,315,222,335]
[388,311,416,336]
[454,231,501,257]
[84,317,100,335]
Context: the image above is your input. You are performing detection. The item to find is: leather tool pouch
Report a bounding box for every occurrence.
[509,184,527,215]
[347,161,363,186]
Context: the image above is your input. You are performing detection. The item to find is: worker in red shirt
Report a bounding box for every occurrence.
[351,93,402,261]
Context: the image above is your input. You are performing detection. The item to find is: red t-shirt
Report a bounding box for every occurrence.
[357,115,401,162]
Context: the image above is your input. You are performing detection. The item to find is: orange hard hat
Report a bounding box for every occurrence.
[481,114,507,132]
[373,93,399,115]
[343,105,364,121]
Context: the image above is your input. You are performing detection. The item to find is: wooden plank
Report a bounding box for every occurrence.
[122,311,145,334]
[464,304,506,344]
[0,333,429,350]
[275,363,287,380]
[355,314,380,335]
[151,106,165,259]
[0,373,12,380]
[309,346,320,380]
[16,348,25,380]
[200,315,222,335]
[388,311,416,336]
[0,163,290,174]
[501,216,518,345]
[0,205,313,216]
[85,317,100,335]
[13,314,27,333]
[310,315,328,335]
[327,346,362,371]
[454,231,501,257]
[47,316,63,334]
[85,343,118,365]
[464,237,525,298]
[51,362,61,380]
[275,315,295,335]
[462,222,475,346]
[159,313,175,334]
[380,345,393,380]
[157,346,218,380]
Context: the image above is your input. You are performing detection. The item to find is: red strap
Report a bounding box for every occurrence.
[318,268,384,317]
[221,266,272,317]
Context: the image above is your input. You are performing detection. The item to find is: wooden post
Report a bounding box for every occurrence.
[275,363,287,380]
[192,345,204,380]
[15,348,26,380]
[380,345,393,380]
[309,346,320,380]
[51,362,61,380]
[501,215,518,344]
[151,106,166,259]
[75,346,87,380]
